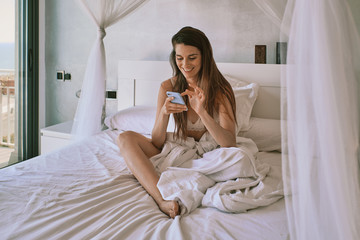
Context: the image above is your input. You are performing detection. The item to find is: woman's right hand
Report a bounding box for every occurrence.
[161,96,188,115]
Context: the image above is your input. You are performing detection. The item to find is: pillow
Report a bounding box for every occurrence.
[105,106,156,134]
[104,106,175,134]
[238,117,282,152]
[225,75,260,133]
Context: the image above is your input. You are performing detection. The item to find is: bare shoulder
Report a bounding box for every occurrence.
[215,90,234,114]
[160,78,174,92]
[215,90,229,106]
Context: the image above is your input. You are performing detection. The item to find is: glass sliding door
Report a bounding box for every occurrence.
[17,0,39,162]
[0,0,39,167]
[0,0,16,167]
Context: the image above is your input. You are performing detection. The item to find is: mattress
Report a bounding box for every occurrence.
[0,129,288,240]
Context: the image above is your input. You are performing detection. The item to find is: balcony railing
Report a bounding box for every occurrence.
[0,69,15,148]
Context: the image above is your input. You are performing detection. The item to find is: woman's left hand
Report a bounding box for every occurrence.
[181,83,205,114]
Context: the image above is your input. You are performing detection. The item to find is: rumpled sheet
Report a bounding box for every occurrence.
[152,132,284,215]
[0,129,288,240]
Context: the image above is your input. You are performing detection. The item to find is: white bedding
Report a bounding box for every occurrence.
[153,132,284,215]
[0,129,288,240]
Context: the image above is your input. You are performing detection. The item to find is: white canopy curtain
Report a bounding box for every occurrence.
[252,0,360,239]
[71,0,149,140]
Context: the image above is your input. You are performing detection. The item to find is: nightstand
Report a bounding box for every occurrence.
[40,121,73,154]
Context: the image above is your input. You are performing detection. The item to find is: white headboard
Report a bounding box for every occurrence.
[118,60,281,119]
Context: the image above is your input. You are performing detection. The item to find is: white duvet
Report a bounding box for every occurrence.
[152,132,284,215]
[0,129,288,240]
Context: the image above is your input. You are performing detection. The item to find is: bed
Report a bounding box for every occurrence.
[0,60,288,240]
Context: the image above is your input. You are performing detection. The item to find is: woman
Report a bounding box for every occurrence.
[117,26,237,218]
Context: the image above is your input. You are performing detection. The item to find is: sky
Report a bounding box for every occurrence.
[0,0,15,43]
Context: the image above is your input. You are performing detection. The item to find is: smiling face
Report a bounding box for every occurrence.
[175,43,202,84]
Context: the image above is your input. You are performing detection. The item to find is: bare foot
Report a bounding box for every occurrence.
[159,200,180,218]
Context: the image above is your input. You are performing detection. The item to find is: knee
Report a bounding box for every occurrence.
[117,131,137,150]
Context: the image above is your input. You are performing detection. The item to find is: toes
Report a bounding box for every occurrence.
[159,200,180,218]
[170,201,180,218]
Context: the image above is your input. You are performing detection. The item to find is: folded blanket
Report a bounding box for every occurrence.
[151,132,284,215]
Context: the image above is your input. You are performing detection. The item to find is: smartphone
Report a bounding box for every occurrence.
[166,91,186,105]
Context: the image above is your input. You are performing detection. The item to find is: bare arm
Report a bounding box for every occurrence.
[151,81,187,149]
[182,84,236,147]
[198,100,236,147]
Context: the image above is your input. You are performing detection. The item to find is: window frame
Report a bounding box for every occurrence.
[10,0,39,163]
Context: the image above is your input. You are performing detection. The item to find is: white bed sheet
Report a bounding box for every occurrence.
[0,129,288,240]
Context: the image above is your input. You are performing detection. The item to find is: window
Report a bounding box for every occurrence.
[0,0,16,167]
[0,0,39,168]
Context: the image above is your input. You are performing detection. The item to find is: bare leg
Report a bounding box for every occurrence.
[117,131,179,218]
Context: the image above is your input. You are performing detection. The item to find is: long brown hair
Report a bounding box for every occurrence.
[169,26,237,139]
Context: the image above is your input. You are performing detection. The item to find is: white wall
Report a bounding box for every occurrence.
[43,0,282,126]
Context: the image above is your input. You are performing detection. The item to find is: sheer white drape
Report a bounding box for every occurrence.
[280,0,360,240]
[71,0,148,140]
[253,0,360,239]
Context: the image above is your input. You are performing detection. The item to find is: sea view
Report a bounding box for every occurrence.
[0,42,15,70]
